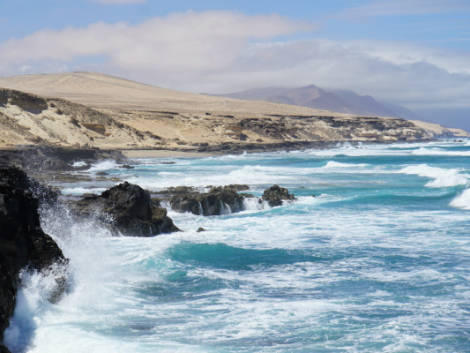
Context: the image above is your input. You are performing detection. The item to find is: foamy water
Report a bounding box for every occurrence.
[5,140,470,353]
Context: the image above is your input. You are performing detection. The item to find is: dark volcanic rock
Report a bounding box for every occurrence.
[169,185,248,216]
[0,167,67,345]
[0,146,125,176]
[262,185,296,207]
[71,182,179,236]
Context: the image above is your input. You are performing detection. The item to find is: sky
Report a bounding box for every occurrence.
[1,0,470,127]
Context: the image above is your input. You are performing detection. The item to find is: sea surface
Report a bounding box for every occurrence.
[5,141,470,353]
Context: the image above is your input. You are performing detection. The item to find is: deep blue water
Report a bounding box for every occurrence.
[5,141,470,353]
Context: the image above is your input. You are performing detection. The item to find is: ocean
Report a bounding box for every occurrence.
[4,140,470,353]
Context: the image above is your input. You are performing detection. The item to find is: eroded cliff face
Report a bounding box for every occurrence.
[0,89,161,149]
[111,110,464,152]
[0,87,467,151]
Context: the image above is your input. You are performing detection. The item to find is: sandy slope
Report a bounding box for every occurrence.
[0,72,342,116]
[0,72,467,150]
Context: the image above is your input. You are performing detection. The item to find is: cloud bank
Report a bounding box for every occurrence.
[0,10,469,109]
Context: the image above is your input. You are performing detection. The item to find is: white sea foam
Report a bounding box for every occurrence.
[303,142,470,158]
[88,160,118,172]
[71,161,87,168]
[306,144,411,157]
[399,164,468,187]
[125,160,387,191]
[126,165,305,189]
[450,188,470,210]
[61,187,107,196]
[242,197,269,211]
[412,147,470,156]
[4,267,66,352]
[323,161,369,168]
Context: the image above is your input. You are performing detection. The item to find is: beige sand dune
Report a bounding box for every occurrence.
[0,72,343,116]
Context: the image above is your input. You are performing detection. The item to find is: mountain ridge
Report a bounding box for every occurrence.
[218,84,418,119]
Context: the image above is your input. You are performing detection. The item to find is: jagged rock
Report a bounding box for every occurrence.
[162,186,197,195]
[262,185,296,207]
[206,184,250,192]
[71,182,179,236]
[169,185,248,216]
[0,167,67,344]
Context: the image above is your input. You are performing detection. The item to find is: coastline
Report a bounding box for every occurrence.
[0,137,459,170]
[120,149,216,159]
[2,140,470,352]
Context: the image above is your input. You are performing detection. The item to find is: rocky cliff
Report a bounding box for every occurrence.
[0,167,67,352]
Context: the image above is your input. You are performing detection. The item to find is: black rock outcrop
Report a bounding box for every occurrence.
[169,185,250,216]
[0,146,125,175]
[71,182,179,236]
[262,185,296,207]
[0,167,67,351]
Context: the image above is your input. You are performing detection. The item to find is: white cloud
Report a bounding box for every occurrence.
[0,10,469,109]
[92,0,147,4]
[0,11,310,71]
[342,0,470,17]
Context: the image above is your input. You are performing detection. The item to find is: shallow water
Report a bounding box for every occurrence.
[5,141,470,353]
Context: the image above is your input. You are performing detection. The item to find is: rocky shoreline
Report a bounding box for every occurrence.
[0,145,303,351]
[4,136,470,351]
[0,167,68,353]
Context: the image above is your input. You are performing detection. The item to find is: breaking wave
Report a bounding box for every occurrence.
[450,188,470,210]
[399,164,468,188]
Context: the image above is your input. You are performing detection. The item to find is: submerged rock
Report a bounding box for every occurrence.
[0,166,67,346]
[71,182,179,236]
[262,185,296,207]
[169,185,249,216]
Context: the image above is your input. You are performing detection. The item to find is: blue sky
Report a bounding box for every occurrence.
[2,0,469,48]
[1,0,470,127]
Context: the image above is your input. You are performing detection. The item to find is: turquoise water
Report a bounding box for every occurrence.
[5,141,470,353]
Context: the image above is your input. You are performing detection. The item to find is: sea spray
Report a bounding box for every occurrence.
[4,267,67,353]
[88,160,119,173]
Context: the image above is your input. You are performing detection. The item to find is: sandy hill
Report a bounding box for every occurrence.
[0,72,467,151]
[0,72,340,116]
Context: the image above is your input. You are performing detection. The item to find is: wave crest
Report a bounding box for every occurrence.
[399,164,468,188]
[450,189,470,210]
